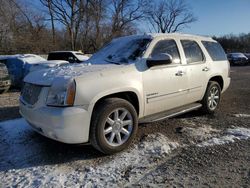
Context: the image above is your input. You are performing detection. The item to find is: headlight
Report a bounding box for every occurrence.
[46,79,76,107]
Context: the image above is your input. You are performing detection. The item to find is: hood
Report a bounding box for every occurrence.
[28,60,69,73]
[31,60,69,67]
[74,54,89,61]
[24,63,118,86]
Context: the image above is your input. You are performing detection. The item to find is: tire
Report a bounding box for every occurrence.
[201,81,221,114]
[90,98,138,154]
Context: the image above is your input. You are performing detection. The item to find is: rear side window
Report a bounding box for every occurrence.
[181,40,204,64]
[151,39,181,64]
[48,52,77,63]
[202,41,227,61]
[48,53,67,60]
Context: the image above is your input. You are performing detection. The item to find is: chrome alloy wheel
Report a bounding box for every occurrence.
[208,86,220,110]
[103,108,133,147]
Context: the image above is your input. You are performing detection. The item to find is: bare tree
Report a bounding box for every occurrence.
[145,0,197,33]
[79,0,107,52]
[109,0,147,37]
[40,0,56,45]
[43,0,85,50]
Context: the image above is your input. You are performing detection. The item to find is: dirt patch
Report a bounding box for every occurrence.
[0,90,21,121]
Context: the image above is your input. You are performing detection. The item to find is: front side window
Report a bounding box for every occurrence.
[202,41,227,61]
[181,40,204,64]
[151,39,181,64]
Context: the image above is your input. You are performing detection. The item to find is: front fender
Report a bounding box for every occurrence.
[87,87,144,118]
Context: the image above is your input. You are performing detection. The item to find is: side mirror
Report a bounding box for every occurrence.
[147,53,173,68]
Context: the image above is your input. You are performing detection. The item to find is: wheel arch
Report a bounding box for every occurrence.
[208,75,224,90]
[88,89,143,120]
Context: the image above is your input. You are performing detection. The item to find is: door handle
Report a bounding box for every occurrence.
[175,71,185,76]
[202,67,210,72]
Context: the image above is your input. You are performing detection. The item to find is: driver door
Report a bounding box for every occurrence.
[143,39,189,116]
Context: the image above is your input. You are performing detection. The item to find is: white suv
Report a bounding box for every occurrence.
[20,33,230,154]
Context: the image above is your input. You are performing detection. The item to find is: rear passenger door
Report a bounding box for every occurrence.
[180,40,209,103]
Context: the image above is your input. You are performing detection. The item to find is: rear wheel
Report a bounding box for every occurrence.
[90,98,138,154]
[201,81,221,114]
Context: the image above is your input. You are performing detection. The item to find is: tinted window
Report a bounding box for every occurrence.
[48,52,77,63]
[48,53,68,61]
[202,41,227,61]
[151,39,181,64]
[181,40,204,64]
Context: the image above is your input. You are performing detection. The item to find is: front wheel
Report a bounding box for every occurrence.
[201,81,221,114]
[90,98,138,154]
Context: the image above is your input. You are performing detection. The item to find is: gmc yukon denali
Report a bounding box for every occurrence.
[20,33,230,154]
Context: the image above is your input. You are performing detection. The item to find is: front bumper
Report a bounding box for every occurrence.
[20,101,91,144]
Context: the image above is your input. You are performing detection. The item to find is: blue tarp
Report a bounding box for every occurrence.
[1,55,45,87]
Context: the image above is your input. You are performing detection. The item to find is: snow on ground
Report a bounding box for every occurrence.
[198,127,250,147]
[181,125,221,143]
[83,133,179,187]
[1,118,250,187]
[233,114,250,118]
[0,118,179,187]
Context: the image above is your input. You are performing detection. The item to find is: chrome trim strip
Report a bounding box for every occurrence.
[146,86,202,103]
[147,103,202,123]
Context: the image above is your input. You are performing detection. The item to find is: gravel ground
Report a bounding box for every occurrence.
[0,66,250,187]
[0,90,21,122]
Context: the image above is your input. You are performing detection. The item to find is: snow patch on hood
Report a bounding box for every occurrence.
[35,60,68,66]
[29,60,69,72]
[24,63,117,86]
[197,127,250,147]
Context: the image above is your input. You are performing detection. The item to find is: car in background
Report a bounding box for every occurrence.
[227,53,248,66]
[0,62,11,93]
[47,51,89,63]
[0,54,68,88]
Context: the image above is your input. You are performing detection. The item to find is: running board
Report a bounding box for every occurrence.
[139,103,202,123]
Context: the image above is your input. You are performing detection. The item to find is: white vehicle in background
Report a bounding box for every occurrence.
[0,54,68,87]
[20,33,230,154]
[47,51,90,63]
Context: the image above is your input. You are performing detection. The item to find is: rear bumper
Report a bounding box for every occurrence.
[20,101,91,144]
[222,77,231,93]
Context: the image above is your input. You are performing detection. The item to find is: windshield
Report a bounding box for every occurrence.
[88,37,152,64]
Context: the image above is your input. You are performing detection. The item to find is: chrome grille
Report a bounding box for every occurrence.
[21,83,42,105]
